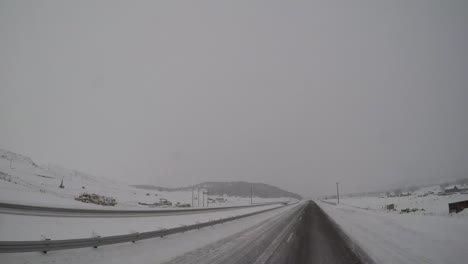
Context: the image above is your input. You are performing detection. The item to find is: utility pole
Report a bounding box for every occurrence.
[197,188,200,207]
[202,191,205,207]
[206,190,209,207]
[250,187,253,205]
[191,188,194,207]
[336,182,340,204]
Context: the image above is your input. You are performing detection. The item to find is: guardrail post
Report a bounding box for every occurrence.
[94,236,101,248]
[160,229,166,238]
[132,232,139,243]
[42,238,51,254]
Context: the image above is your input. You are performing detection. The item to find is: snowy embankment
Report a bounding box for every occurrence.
[319,198,468,264]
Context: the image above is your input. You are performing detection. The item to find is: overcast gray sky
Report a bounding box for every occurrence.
[1,1,467,196]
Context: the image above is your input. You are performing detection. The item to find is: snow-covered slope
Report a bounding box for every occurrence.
[0,149,291,208]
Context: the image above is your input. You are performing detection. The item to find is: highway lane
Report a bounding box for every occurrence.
[268,201,373,264]
[163,201,372,264]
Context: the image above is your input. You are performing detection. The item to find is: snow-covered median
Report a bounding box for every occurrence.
[0,204,283,241]
[0,203,301,264]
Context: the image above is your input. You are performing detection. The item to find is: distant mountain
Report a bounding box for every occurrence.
[134,181,302,200]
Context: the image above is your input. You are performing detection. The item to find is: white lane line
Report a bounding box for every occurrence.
[286,233,294,243]
[254,204,306,264]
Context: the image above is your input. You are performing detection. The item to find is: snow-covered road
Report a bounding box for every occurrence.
[164,201,370,264]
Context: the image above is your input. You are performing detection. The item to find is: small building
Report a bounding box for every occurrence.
[445,186,460,194]
[449,200,468,213]
[159,198,172,206]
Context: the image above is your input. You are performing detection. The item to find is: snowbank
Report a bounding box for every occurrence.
[319,200,468,264]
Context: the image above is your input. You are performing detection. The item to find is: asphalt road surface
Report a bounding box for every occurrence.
[164,201,372,264]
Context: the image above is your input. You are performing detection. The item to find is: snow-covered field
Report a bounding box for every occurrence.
[333,185,468,217]
[0,149,288,209]
[319,186,468,264]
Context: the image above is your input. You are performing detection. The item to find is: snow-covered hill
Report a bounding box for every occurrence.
[0,149,292,208]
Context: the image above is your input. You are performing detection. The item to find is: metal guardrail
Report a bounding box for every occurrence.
[0,201,289,217]
[0,203,294,253]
